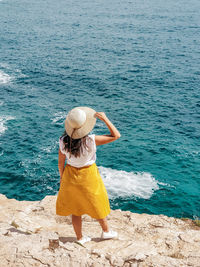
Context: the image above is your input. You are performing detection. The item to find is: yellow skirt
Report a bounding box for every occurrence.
[56,163,110,219]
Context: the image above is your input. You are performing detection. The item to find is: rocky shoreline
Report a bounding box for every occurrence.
[0,194,199,267]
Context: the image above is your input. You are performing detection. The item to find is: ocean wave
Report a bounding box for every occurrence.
[0,116,15,135]
[51,112,66,124]
[99,166,160,199]
[0,70,12,84]
[0,63,26,84]
[41,141,58,153]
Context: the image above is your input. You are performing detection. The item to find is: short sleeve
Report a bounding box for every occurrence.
[87,134,96,152]
[59,137,66,155]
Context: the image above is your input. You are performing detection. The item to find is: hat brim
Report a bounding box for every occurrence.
[65,107,96,139]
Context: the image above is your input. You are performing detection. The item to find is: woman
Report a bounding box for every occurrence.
[56,106,121,245]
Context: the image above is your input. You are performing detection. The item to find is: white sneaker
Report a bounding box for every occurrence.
[101,230,118,239]
[76,236,91,246]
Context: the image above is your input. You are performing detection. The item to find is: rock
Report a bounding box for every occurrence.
[0,193,199,267]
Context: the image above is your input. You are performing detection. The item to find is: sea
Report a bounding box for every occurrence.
[0,0,200,219]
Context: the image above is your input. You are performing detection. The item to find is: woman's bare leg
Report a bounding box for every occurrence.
[97,217,109,232]
[72,215,82,240]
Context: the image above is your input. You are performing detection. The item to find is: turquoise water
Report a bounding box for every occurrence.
[0,0,199,219]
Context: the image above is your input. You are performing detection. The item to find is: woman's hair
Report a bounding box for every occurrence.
[61,131,89,158]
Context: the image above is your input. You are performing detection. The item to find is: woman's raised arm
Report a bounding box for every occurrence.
[94,112,121,146]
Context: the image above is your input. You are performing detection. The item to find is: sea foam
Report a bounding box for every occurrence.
[0,116,15,135]
[0,63,26,84]
[51,112,66,125]
[99,166,159,199]
[0,70,12,84]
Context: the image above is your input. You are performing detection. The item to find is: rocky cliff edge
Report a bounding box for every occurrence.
[0,194,200,267]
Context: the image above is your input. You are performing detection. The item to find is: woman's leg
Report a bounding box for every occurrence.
[97,217,109,232]
[72,215,82,240]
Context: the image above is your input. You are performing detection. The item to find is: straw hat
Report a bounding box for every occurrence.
[65,107,96,139]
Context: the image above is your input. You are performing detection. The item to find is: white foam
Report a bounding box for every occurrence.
[51,112,66,124]
[0,63,26,84]
[41,141,58,153]
[0,116,15,135]
[42,146,52,153]
[99,166,160,199]
[0,70,12,84]
[15,68,26,78]
[46,186,54,191]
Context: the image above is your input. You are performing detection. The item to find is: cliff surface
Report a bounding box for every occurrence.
[0,194,199,267]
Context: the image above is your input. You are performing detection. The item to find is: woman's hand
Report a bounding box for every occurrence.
[95,112,108,122]
[94,112,121,146]
[58,149,66,184]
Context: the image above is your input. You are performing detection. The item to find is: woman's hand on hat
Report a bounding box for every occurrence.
[95,112,108,122]
[94,112,121,145]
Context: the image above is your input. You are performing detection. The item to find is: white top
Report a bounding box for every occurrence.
[59,134,96,168]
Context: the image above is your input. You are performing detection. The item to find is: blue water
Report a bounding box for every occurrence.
[0,0,200,219]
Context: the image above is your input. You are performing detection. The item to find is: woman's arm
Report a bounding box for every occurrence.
[58,149,66,183]
[95,112,121,146]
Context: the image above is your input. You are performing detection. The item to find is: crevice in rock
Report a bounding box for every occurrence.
[24,255,51,266]
[8,227,31,235]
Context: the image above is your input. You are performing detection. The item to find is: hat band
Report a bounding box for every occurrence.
[71,128,76,139]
